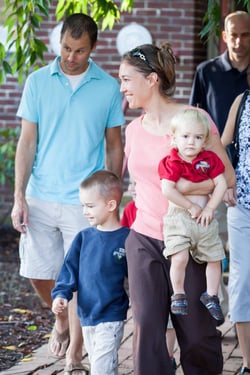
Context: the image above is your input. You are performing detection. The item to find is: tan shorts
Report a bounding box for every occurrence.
[163,207,225,263]
[19,196,89,280]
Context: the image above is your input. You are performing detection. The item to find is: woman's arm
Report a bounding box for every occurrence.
[221,94,242,147]
[220,94,243,206]
[176,133,236,203]
[176,178,214,196]
[209,133,236,188]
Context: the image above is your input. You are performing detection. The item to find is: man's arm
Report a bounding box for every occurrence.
[11,119,37,232]
[189,68,207,109]
[105,126,123,178]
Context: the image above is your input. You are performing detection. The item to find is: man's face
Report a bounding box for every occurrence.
[60,30,96,75]
[223,16,250,63]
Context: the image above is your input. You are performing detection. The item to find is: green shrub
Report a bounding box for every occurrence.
[0,127,20,189]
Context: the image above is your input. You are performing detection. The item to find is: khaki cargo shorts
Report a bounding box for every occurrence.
[163,206,225,263]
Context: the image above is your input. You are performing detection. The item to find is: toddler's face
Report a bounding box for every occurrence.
[173,120,207,161]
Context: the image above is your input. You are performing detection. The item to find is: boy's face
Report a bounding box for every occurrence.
[79,186,111,227]
[173,120,207,161]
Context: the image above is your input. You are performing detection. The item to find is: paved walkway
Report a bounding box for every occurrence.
[0,306,243,375]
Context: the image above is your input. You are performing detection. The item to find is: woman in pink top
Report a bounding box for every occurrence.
[119,43,236,375]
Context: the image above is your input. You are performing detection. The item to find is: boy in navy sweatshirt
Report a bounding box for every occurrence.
[51,170,129,375]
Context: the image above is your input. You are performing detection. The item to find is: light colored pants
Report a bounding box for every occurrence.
[19,196,89,279]
[228,204,250,322]
[82,321,124,375]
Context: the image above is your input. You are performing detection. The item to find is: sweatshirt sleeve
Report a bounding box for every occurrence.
[51,232,82,302]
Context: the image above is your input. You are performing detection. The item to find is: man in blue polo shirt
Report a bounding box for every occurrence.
[189,11,250,135]
[11,13,124,374]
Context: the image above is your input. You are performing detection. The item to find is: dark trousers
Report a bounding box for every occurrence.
[126,230,223,375]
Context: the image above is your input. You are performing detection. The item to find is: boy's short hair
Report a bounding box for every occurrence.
[80,170,123,205]
[170,108,211,141]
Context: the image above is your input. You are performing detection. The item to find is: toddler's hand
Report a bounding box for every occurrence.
[197,206,214,227]
[188,203,202,219]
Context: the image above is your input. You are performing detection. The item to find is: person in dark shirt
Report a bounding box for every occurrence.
[189,11,250,135]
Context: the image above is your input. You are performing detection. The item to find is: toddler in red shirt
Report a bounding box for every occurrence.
[120,178,137,228]
[158,108,227,325]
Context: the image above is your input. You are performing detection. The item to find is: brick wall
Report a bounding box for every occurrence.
[0,0,208,221]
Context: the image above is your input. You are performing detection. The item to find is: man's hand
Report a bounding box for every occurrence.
[11,198,29,233]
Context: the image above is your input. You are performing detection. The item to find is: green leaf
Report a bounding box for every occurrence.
[36,1,51,17]
[0,127,20,188]
[30,15,41,28]
[0,44,6,60]
[3,60,12,74]
[27,325,38,331]
[120,0,133,12]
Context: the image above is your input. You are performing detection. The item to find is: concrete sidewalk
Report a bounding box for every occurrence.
[0,306,242,375]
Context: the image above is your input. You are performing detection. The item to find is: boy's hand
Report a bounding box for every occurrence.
[188,203,202,219]
[197,206,214,227]
[52,297,68,315]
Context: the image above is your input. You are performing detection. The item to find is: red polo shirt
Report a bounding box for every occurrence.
[158,148,225,182]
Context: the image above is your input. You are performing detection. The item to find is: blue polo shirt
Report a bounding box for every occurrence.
[17,57,125,204]
[189,51,248,135]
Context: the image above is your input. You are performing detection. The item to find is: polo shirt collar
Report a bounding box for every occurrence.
[220,50,249,74]
[169,148,182,161]
[170,148,207,164]
[220,50,233,71]
[49,56,102,80]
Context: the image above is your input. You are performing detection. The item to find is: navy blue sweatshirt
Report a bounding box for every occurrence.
[52,226,130,326]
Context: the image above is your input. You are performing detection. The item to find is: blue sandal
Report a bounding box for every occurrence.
[171,293,188,315]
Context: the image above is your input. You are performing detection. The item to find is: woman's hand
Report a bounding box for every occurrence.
[223,187,237,207]
[176,178,214,196]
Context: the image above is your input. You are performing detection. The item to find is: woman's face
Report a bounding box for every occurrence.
[119,61,152,109]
